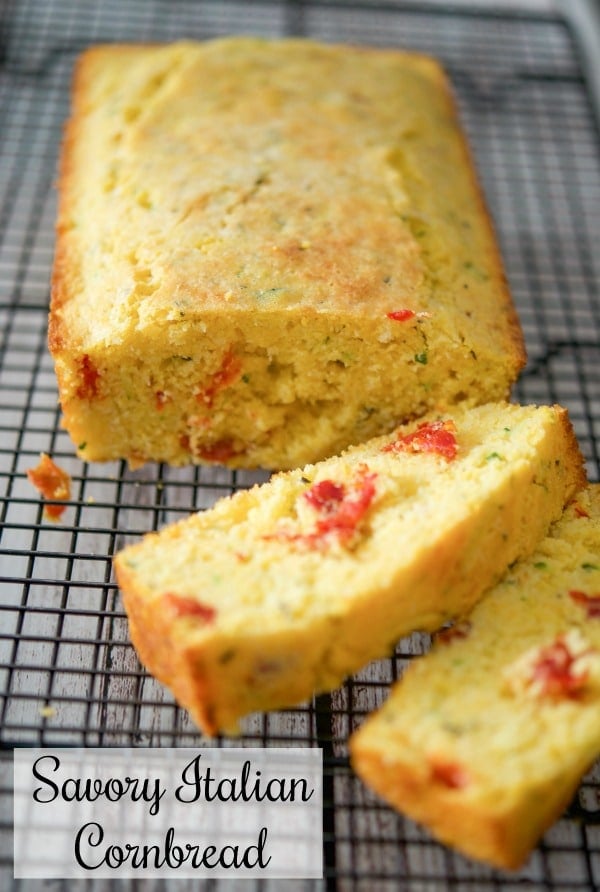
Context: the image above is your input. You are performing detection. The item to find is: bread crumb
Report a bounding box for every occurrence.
[26,453,71,521]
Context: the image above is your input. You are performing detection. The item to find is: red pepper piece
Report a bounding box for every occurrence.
[429,758,470,789]
[196,439,242,464]
[387,309,431,322]
[76,354,101,400]
[26,453,71,520]
[387,309,416,322]
[383,419,458,461]
[436,621,472,645]
[265,465,377,549]
[196,348,242,408]
[530,636,589,699]
[303,479,346,514]
[155,390,171,410]
[163,592,216,623]
[569,590,600,619]
[573,503,590,518]
[304,465,377,546]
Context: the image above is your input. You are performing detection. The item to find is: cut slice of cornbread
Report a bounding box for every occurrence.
[350,485,600,871]
[114,402,584,735]
[50,37,524,470]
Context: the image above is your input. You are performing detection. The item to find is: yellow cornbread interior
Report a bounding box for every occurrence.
[114,403,584,735]
[350,486,600,870]
[51,38,524,469]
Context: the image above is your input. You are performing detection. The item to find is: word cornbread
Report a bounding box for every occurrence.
[114,402,584,735]
[50,37,524,470]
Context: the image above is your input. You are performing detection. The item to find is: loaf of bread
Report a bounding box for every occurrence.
[50,37,525,470]
[350,485,600,871]
[114,402,584,735]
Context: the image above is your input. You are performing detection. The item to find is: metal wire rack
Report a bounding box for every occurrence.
[0,0,599,889]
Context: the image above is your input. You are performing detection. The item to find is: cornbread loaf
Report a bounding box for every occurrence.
[350,485,600,871]
[114,402,584,735]
[50,37,525,470]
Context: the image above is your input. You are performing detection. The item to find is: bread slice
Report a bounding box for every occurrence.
[50,37,524,470]
[114,402,584,735]
[350,485,600,871]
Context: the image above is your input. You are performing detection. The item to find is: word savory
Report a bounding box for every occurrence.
[32,752,315,816]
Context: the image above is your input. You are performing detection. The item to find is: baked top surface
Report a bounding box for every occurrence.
[51,37,521,355]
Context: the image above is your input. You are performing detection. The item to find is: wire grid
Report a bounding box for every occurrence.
[0,0,599,889]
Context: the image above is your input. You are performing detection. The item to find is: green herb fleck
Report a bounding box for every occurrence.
[78,441,87,450]
[486,452,504,461]
[255,287,285,301]
[414,352,428,365]
[463,260,489,281]
[533,561,547,570]
[360,405,377,420]
[219,649,236,664]
[242,373,250,384]
[582,563,599,571]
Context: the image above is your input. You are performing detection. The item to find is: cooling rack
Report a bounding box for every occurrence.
[1,0,599,889]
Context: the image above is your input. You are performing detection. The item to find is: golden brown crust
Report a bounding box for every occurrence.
[49,38,526,470]
[49,48,93,355]
[117,558,219,734]
[434,70,526,373]
[347,742,585,870]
